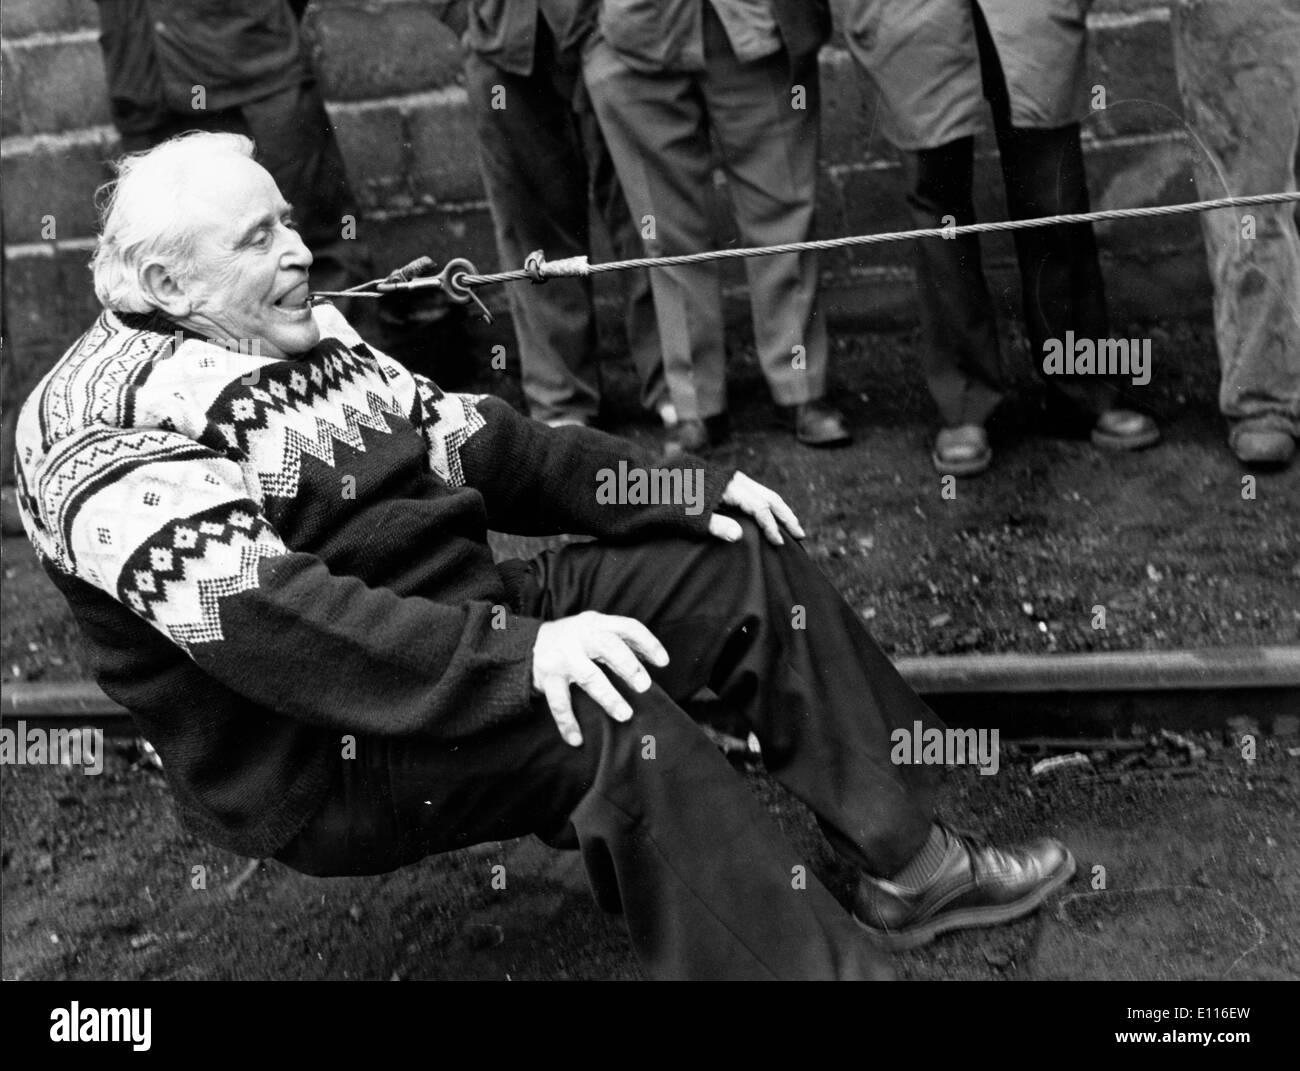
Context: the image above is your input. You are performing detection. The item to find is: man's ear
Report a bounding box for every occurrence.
[140,260,195,319]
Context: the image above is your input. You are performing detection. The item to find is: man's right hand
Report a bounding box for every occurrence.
[531,612,669,747]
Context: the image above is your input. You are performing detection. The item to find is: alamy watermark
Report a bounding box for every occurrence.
[0,720,104,775]
[595,460,704,516]
[163,329,262,358]
[890,721,1000,776]
[1042,331,1151,386]
[50,1003,151,1051]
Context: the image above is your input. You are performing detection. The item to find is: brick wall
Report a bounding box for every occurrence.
[1,0,1211,474]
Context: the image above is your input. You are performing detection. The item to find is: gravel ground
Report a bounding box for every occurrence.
[3,731,1295,981]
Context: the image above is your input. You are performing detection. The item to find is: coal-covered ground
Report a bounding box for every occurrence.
[2,317,1297,980]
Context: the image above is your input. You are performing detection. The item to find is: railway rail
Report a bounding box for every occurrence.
[4,645,1296,738]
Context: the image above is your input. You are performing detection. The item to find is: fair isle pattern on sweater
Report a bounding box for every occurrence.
[415,377,485,489]
[15,303,486,653]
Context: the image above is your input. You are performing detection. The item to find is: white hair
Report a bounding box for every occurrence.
[91,131,257,313]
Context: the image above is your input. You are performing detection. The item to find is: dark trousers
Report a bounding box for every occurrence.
[274,523,942,980]
[906,1,1125,427]
[465,21,663,424]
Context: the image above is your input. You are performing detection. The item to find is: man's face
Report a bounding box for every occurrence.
[179,156,319,360]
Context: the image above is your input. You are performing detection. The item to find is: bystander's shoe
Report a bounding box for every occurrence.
[932,424,992,476]
[788,400,852,447]
[664,412,732,459]
[853,825,1076,950]
[1091,408,1160,451]
[1230,423,1295,468]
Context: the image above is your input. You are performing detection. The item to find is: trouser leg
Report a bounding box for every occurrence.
[553,680,891,979]
[972,2,1125,417]
[465,31,601,424]
[533,522,940,876]
[991,122,1128,415]
[906,137,1007,427]
[580,105,668,416]
[584,41,728,423]
[701,9,829,407]
[1172,0,1300,436]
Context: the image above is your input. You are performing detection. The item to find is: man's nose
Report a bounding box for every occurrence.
[283,228,313,270]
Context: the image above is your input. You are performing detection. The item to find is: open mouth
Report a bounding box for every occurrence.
[273,282,310,311]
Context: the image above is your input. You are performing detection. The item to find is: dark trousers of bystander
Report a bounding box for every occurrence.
[905,2,1131,428]
[465,18,664,425]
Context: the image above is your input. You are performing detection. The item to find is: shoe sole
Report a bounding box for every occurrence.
[1235,453,1294,469]
[853,849,1077,951]
[931,449,992,477]
[1230,427,1295,467]
[798,432,853,448]
[1232,442,1295,467]
[1090,426,1160,451]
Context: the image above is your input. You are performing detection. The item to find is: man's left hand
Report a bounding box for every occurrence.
[708,471,806,546]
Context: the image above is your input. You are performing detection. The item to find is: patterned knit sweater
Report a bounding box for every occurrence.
[14,303,732,857]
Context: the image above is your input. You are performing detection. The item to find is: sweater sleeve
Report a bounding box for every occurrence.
[410,374,736,539]
[21,424,542,741]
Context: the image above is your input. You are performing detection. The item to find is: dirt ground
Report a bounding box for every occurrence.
[2,318,1298,981]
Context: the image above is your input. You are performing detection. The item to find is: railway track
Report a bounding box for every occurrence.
[3,645,1296,738]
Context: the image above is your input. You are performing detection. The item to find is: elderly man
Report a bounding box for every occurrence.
[15,133,1074,980]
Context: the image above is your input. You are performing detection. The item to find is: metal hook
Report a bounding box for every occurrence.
[315,255,494,323]
[435,257,493,324]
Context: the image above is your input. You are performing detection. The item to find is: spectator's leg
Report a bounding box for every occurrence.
[701,12,828,409]
[465,25,603,425]
[94,0,171,151]
[972,2,1126,419]
[583,40,728,425]
[1172,0,1300,457]
[994,123,1133,417]
[579,103,668,421]
[905,137,1006,427]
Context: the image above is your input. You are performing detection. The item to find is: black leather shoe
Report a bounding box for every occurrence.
[792,400,852,447]
[852,826,1076,950]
